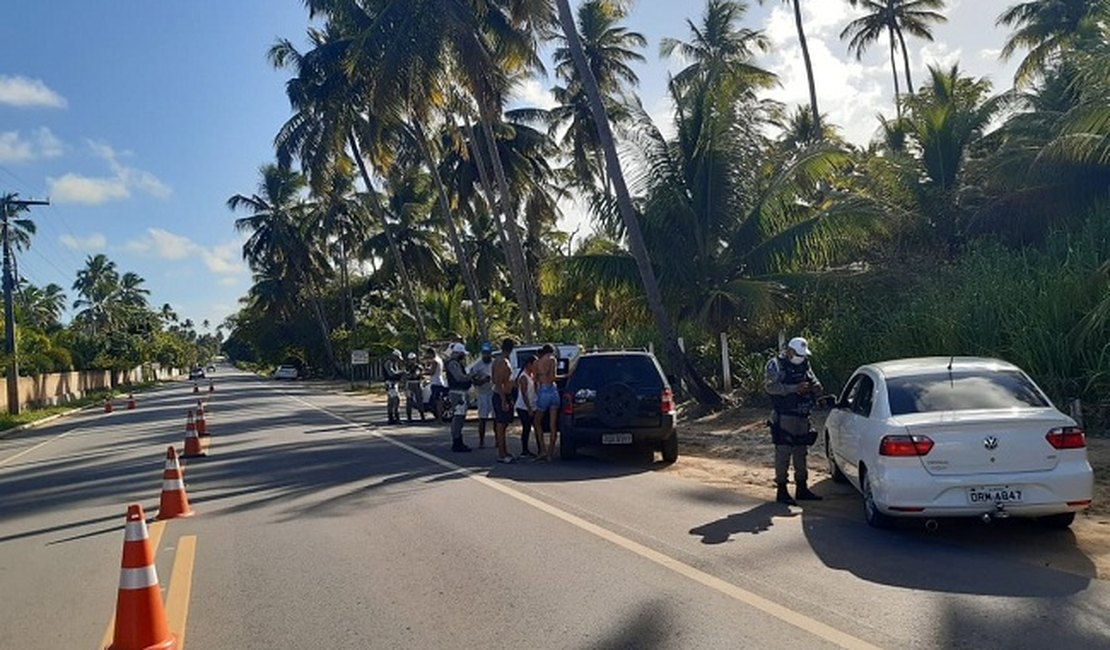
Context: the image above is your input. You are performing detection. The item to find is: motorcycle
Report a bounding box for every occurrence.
[405,380,452,424]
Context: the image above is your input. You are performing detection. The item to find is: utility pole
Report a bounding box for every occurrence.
[1,194,49,415]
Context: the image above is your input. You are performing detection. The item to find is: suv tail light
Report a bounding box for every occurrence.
[661,387,674,415]
[561,392,573,416]
[1046,426,1086,449]
[879,435,934,457]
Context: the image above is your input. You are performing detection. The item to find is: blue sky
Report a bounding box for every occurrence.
[2,1,1019,331]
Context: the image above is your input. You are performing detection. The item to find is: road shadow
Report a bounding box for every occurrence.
[583,598,676,650]
[688,502,797,543]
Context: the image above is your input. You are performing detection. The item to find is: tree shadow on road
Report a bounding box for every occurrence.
[583,598,676,650]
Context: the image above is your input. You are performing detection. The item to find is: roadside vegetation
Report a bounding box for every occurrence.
[222,0,1110,428]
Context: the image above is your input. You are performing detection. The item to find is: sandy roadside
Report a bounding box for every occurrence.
[668,406,1110,581]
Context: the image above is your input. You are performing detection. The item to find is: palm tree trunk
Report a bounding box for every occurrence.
[889,26,902,117]
[554,0,721,407]
[463,117,536,340]
[309,293,342,377]
[411,118,490,343]
[793,0,823,138]
[895,27,914,94]
[347,131,427,344]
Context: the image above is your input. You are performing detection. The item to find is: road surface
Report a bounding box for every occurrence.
[1,367,1107,649]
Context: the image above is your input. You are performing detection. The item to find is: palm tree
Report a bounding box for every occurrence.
[19,282,66,330]
[998,0,1098,87]
[549,0,646,190]
[842,1,947,110]
[118,272,150,309]
[759,0,823,138]
[662,0,776,95]
[554,0,721,406]
[159,303,178,324]
[72,254,120,336]
[0,195,36,252]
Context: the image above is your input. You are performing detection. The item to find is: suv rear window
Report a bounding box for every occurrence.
[569,355,664,390]
[886,370,1049,415]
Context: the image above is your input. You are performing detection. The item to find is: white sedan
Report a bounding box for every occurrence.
[272,365,299,380]
[824,357,1093,529]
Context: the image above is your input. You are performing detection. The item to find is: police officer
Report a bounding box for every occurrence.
[383,349,406,425]
[765,337,823,505]
[404,352,424,423]
[444,342,473,452]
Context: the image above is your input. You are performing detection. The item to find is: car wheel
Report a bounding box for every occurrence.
[661,432,678,464]
[560,430,577,460]
[825,433,848,484]
[1036,512,1076,530]
[862,471,894,529]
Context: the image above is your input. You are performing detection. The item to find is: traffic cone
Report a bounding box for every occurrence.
[157,446,194,520]
[196,409,208,437]
[127,394,136,410]
[104,397,113,414]
[107,504,176,650]
[192,383,199,394]
[182,410,205,458]
[208,380,214,393]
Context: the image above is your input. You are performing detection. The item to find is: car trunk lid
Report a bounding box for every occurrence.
[893,410,1068,476]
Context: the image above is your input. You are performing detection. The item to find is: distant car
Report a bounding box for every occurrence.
[824,357,1094,529]
[559,350,677,463]
[273,365,299,380]
[206,365,215,373]
[188,367,205,380]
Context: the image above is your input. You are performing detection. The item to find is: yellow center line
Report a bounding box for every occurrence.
[165,536,197,649]
[99,520,166,649]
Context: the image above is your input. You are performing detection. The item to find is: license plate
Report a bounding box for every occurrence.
[601,433,633,445]
[967,486,1023,505]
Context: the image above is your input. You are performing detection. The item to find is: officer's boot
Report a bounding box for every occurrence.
[796,482,823,501]
[776,483,797,506]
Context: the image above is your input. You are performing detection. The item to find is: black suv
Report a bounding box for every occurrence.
[559,351,678,463]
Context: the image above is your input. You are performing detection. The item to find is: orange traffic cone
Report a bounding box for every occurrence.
[107,504,176,650]
[196,409,208,437]
[157,446,194,520]
[104,397,113,414]
[182,410,205,458]
[127,394,136,410]
[192,383,199,394]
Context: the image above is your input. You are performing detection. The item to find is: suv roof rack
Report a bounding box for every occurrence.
[585,346,650,353]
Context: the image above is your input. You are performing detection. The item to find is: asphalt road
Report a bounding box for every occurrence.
[1,367,1107,649]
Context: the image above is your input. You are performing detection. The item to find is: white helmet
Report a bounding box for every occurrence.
[449,342,467,356]
[391,349,403,359]
[406,352,417,361]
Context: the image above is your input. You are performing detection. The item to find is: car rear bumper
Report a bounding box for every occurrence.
[562,416,676,446]
[870,460,1094,517]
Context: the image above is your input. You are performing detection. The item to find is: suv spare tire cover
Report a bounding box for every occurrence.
[597,382,637,428]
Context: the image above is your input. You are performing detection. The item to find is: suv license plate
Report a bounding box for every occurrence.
[601,433,633,445]
[967,486,1023,505]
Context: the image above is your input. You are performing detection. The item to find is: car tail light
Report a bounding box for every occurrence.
[879,435,934,456]
[1046,427,1086,449]
[561,392,573,416]
[661,387,674,415]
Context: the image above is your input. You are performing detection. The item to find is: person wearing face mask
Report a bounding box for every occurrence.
[765,337,823,505]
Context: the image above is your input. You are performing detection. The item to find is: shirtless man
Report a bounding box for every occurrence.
[491,338,516,463]
[534,344,560,461]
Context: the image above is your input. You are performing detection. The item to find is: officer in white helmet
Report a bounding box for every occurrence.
[765,337,823,505]
[444,342,473,452]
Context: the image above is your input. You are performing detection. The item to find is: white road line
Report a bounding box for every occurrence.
[0,429,79,469]
[291,394,881,650]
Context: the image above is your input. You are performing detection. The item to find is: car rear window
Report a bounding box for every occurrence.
[886,370,1049,415]
[569,356,663,390]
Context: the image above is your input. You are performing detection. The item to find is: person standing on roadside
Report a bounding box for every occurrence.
[425,346,447,415]
[468,342,495,449]
[515,355,538,458]
[534,344,561,461]
[445,342,472,452]
[404,352,424,423]
[765,337,823,505]
[383,349,406,425]
[491,338,516,464]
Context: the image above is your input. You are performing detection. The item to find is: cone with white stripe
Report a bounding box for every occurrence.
[195,402,207,436]
[182,410,205,458]
[108,504,175,650]
[192,383,199,394]
[157,446,194,520]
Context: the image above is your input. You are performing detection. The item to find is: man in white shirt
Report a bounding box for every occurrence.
[468,342,495,448]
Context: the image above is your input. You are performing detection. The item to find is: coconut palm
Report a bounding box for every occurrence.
[842,1,948,110]
[0,193,37,252]
[118,272,150,309]
[72,254,120,336]
[662,0,776,97]
[18,282,66,330]
[554,0,721,405]
[549,0,646,190]
[759,0,824,139]
[998,0,1098,87]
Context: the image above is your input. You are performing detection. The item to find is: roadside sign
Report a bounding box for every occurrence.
[351,349,370,365]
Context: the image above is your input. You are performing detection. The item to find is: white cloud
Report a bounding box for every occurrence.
[0,75,67,108]
[0,132,35,163]
[48,174,130,204]
[125,228,246,278]
[36,127,64,158]
[59,233,108,251]
[511,78,557,110]
[48,141,171,204]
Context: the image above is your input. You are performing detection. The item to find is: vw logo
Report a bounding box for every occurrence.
[983,436,999,450]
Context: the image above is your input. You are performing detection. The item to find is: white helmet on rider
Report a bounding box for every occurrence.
[449,342,467,357]
[391,349,403,359]
[406,352,417,361]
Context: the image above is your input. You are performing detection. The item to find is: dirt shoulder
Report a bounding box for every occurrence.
[668,405,1110,580]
